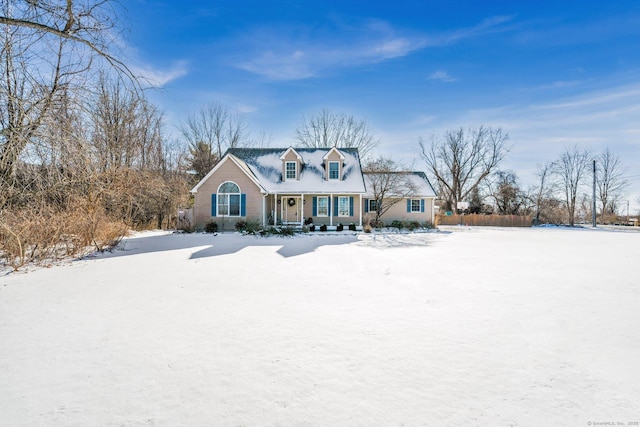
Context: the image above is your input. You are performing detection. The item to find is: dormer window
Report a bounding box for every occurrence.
[329,161,340,180]
[285,161,297,180]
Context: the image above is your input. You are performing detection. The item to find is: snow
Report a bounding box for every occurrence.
[1,227,639,425]
[237,148,367,193]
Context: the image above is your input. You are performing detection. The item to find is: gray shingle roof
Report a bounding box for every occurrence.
[363,171,437,197]
[225,147,366,194]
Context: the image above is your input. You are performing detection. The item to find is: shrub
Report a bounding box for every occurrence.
[320,224,327,232]
[370,219,384,229]
[422,221,434,229]
[236,220,261,234]
[336,223,344,232]
[309,224,316,232]
[407,220,421,231]
[348,223,357,231]
[204,221,218,233]
[278,226,296,236]
[363,224,372,233]
[391,220,404,230]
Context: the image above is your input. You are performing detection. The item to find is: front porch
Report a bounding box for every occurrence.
[265,193,363,228]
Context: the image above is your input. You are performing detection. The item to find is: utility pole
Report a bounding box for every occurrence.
[592,159,597,228]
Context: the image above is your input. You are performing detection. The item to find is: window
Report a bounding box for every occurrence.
[317,197,328,216]
[329,161,340,180]
[285,161,296,180]
[411,199,421,213]
[338,196,350,217]
[218,181,241,216]
[368,199,379,212]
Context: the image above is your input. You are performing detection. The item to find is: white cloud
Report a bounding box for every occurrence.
[131,61,189,87]
[232,16,513,81]
[427,70,457,82]
[392,80,640,207]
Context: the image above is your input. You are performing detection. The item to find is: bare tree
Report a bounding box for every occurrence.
[180,103,248,161]
[552,145,591,226]
[295,109,378,161]
[0,0,131,186]
[531,162,556,224]
[0,0,134,81]
[419,126,510,213]
[363,156,417,225]
[487,170,528,215]
[596,148,628,220]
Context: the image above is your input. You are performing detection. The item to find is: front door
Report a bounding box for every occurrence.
[281,196,301,224]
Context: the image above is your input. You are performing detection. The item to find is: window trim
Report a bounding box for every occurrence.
[328,161,340,180]
[217,181,241,217]
[410,199,421,213]
[317,196,329,217]
[338,196,350,217]
[285,161,297,180]
[368,199,379,212]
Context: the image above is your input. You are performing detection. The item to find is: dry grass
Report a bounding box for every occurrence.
[0,205,128,270]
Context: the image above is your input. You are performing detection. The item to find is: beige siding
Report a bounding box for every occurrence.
[324,150,343,181]
[366,197,435,225]
[282,150,300,181]
[193,159,264,230]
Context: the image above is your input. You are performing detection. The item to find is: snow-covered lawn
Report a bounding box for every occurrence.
[1,227,639,426]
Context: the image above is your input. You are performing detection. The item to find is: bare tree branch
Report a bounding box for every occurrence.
[419,126,510,212]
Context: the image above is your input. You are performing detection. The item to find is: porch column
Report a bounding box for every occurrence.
[330,193,333,226]
[273,193,277,225]
[300,194,304,227]
[262,194,266,227]
[359,194,363,226]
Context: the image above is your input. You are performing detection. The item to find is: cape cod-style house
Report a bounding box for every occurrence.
[190,147,436,230]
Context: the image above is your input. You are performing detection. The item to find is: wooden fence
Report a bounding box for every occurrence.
[437,214,532,227]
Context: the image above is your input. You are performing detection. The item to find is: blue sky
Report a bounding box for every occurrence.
[123,0,640,211]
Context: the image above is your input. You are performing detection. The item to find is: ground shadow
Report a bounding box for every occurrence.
[95,231,360,261]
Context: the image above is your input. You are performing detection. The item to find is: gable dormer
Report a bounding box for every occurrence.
[322,146,346,181]
[280,147,303,181]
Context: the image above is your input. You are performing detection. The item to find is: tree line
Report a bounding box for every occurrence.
[0,1,632,269]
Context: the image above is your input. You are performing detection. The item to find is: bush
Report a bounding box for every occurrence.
[370,219,384,229]
[391,220,404,230]
[204,221,218,233]
[407,220,421,231]
[336,223,344,232]
[309,224,316,232]
[363,224,372,233]
[320,224,327,232]
[278,226,296,236]
[236,220,261,234]
[348,223,357,231]
[422,221,434,229]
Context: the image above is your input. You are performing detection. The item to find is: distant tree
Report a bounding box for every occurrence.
[467,187,484,214]
[531,162,555,224]
[362,157,417,225]
[419,126,510,213]
[487,170,528,215]
[295,109,378,161]
[596,148,628,219]
[552,145,591,226]
[187,141,218,182]
[180,103,248,160]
